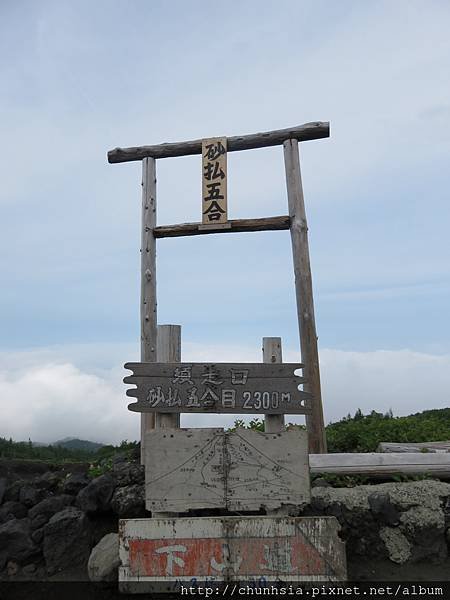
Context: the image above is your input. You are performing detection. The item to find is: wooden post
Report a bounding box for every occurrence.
[140,157,157,464]
[263,337,285,433]
[283,139,327,454]
[155,324,181,429]
[152,324,181,518]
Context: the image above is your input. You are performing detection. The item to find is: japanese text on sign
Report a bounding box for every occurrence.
[124,362,312,415]
[202,137,227,224]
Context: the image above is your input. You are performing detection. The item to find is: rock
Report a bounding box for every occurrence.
[311,477,332,488]
[384,480,450,511]
[28,495,73,529]
[62,472,90,495]
[33,472,61,492]
[400,505,447,561]
[0,478,7,504]
[443,496,450,525]
[0,501,28,522]
[112,453,127,465]
[368,492,400,525]
[31,526,44,545]
[19,485,43,508]
[380,527,412,564]
[0,519,38,570]
[22,563,36,575]
[30,514,48,531]
[400,505,445,541]
[3,480,24,503]
[111,484,145,517]
[311,485,370,512]
[311,480,450,563]
[76,474,115,513]
[129,444,140,461]
[43,507,91,574]
[88,533,120,582]
[6,561,19,576]
[111,462,144,487]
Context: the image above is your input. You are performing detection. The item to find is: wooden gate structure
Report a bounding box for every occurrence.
[108,121,329,455]
[107,122,352,591]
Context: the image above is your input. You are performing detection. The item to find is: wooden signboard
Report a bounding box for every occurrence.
[145,428,310,512]
[119,516,347,591]
[202,137,227,225]
[124,362,312,414]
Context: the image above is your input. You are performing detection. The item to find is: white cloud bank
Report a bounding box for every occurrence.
[0,345,448,444]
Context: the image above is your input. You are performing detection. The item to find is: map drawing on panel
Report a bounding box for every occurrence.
[144,428,310,513]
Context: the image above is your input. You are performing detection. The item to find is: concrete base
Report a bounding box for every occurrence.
[119,516,346,593]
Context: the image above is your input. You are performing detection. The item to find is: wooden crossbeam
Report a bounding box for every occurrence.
[108,122,329,163]
[153,215,290,238]
[310,453,450,478]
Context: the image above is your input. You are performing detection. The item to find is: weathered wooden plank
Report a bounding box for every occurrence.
[155,325,181,429]
[310,452,450,478]
[377,441,450,453]
[140,158,157,462]
[144,428,310,512]
[153,215,290,238]
[284,139,327,454]
[119,515,346,591]
[125,362,310,415]
[125,362,304,378]
[127,384,311,414]
[126,375,303,390]
[146,428,224,512]
[202,137,227,224]
[263,337,285,433]
[108,122,330,163]
[227,429,310,511]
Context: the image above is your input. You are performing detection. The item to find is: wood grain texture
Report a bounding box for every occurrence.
[154,216,290,238]
[155,325,181,429]
[202,137,227,225]
[284,139,327,454]
[263,337,285,433]
[377,441,450,453]
[310,452,450,478]
[125,361,310,415]
[125,362,304,378]
[144,428,310,512]
[140,158,157,462]
[108,122,330,163]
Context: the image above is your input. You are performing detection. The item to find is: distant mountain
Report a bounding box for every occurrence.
[52,438,105,452]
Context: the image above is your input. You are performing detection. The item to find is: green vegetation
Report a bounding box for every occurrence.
[326,408,450,453]
[232,408,450,453]
[53,438,105,452]
[1,408,448,462]
[0,437,138,463]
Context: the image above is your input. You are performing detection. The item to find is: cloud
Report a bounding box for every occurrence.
[0,344,448,444]
[0,362,133,445]
[318,348,450,424]
[1,1,449,355]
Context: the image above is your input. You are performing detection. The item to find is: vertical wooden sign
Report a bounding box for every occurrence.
[202,137,227,225]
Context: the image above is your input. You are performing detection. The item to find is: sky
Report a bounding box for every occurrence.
[1,0,449,444]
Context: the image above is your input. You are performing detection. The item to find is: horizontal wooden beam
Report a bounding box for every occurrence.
[153,216,290,238]
[108,122,329,163]
[377,441,450,453]
[309,452,450,479]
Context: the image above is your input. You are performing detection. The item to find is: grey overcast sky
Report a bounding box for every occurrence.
[1,0,449,443]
